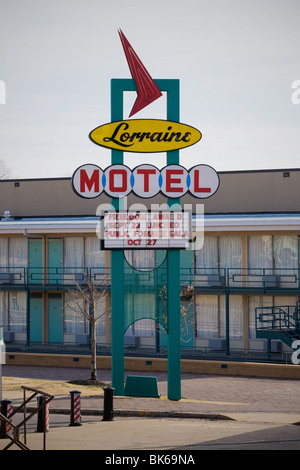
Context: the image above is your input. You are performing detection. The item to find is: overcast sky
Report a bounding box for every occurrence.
[0,0,299,179]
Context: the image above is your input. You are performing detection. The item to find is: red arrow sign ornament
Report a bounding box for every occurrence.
[118,29,163,117]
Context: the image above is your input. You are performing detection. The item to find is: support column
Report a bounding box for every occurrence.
[111,249,125,396]
[167,249,181,400]
[110,79,126,396]
[166,79,181,400]
[226,292,230,355]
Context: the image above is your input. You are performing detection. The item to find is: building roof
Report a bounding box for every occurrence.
[1,212,300,235]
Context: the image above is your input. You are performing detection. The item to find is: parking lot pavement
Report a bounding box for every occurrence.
[1,364,300,451]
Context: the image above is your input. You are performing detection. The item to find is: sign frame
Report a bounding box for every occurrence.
[89,118,202,153]
[71,162,220,200]
[100,209,193,251]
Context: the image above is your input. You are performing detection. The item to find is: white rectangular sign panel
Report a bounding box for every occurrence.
[102,211,192,250]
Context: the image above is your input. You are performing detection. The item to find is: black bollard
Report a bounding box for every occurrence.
[0,399,13,439]
[36,395,49,433]
[102,386,114,421]
[69,390,82,426]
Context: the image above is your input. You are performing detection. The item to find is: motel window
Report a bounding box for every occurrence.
[95,292,107,336]
[248,295,299,339]
[0,238,8,266]
[195,236,242,273]
[63,292,87,334]
[247,235,298,272]
[0,237,28,268]
[125,292,156,336]
[64,237,84,269]
[273,236,298,273]
[64,291,108,336]
[85,237,106,268]
[196,294,243,340]
[195,295,219,338]
[8,291,26,332]
[124,250,156,270]
[64,236,106,269]
[0,291,8,328]
[220,295,243,340]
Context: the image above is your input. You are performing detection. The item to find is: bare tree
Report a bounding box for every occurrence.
[66,277,110,382]
[0,159,11,179]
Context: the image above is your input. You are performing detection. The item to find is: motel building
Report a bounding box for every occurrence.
[0,167,300,366]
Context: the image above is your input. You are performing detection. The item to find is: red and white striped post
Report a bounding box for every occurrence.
[6,401,13,436]
[0,399,13,438]
[70,390,82,426]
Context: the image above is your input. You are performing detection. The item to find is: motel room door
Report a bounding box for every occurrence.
[47,293,63,343]
[47,239,63,285]
[30,293,43,343]
[28,239,43,285]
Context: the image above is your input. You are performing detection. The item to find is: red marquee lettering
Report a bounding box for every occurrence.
[109,169,128,192]
[166,169,184,193]
[136,168,157,192]
[80,169,100,193]
[193,169,211,193]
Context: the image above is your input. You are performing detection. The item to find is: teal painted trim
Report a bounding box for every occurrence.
[166,79,181,400]
[26,288,30,348]
[226,293,230,355]
[111,250,125,395]
[167,249,181,400]
[109,78,182,398]
[125,375,160,398]
[110,79,126,395]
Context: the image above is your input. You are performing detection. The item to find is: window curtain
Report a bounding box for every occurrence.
[0,291,8,328]
[95,292,107,335]
[64,292,86,334]
[195,294,219,338]
[195,236,218,274]
[64,237,84,267]
[273,235,298,275]
[219,236,242,269]
[274,295,298,308]
[248,295,273,339]
[85,237,105,268]
[248,235,272,271]
[219,295,243,340]
[8,238,28,267]
[8,291,26,332]
[64,237,84,283]
[125,292,156,336]
[9,238,28,284]
[0,238,8,268]
[125,250,155,270]
[133,319,156,337]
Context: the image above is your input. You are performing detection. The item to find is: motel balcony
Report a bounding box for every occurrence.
[0,266,299,295]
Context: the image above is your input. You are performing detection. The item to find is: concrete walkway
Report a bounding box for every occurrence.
[1,364,300,450]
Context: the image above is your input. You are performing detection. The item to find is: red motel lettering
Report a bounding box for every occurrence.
[72,163,219,199]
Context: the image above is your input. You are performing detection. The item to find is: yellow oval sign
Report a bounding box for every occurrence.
[89,119,202,153]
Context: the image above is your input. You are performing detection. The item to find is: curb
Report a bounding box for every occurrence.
[42,407,235,421]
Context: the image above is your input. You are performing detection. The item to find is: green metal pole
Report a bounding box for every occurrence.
[226,292,230,355]
[110,79,126,396]
[166,80,181,400]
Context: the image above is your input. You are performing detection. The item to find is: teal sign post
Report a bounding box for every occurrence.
[71,31,219,401]
[110,78,182,400]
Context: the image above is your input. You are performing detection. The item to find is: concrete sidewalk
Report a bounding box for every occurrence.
[1,364,300,450]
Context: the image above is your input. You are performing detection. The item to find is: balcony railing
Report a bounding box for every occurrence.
[0,266,110,289]
[0,266,299,292]
[227,267,300,290]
